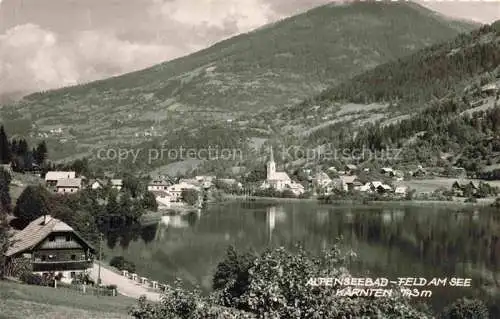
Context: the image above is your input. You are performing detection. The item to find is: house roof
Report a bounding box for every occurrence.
[270,172,291,181]
[345,164,357,170]
[149,179,171,186]
[6,215,95,257]
[381,167,393,172]
[340,175,357,183]
[56,178,82,188]
[481,83,498,91]
[45,171,76,181]
[179,178,201,185]
[314,172,331,181]
[168,182,200,191]
[371,181,383,188]
[111,179,122,186]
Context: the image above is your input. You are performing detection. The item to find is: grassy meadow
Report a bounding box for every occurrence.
[0,281,137,319]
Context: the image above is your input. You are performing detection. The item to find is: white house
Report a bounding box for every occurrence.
[90,180,104,189]
[56,178,82,193]
[344,164,357,175]
[148,178,171,191]
[356,183,371,192]
[167,182,200,201]
[339,175,358,192]
[287,182,305,196]
[313,171,332,188]
[110,179,123,190]
[195,176,216,183]
[151,190,174,207]
[395,185,409,195]
[45,171,76,186]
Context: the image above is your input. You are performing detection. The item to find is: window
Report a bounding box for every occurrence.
[70,272,76,278]
[66,235,71,241]
[71,254,76,260]
[41,255,47,261]
[49,235,55,242]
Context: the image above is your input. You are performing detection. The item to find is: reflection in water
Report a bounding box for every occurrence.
[160,215,190,228]
[104,202,500,315]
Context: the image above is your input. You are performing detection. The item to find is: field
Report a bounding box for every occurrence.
[0,281,137,319]
[406,177,500,193]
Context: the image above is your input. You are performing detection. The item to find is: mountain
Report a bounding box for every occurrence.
[0,1,479,165]
[267,22,500,176]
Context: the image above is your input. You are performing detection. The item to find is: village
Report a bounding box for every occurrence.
[1,142,499,307]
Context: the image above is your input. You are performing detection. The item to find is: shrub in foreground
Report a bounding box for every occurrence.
[438,297,489,319]
[129,245,431,318]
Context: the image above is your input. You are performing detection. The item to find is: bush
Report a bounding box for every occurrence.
[20,273,45,286]
[130,245,432,319]
[439,297,489,319]
[110,255,136,273]
[465,197,477,203]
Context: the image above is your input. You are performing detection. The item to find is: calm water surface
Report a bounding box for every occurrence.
[104,201,500,314]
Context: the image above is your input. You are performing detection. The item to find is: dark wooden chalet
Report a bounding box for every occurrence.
[5,215,95,283]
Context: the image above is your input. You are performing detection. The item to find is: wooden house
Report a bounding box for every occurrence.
[4,215,95,283]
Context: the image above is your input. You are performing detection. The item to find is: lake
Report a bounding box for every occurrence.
[103,201,500,315]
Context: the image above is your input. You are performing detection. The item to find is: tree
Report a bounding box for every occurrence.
[13,185,52,222]
[0,196,10,279]
[123,174,141,198]
[119,190,133,217]
[212,246,254,298]
[33,141,48,165]
[242,166,266,183]
[141,191,158,211]
[70,158,89,176]
[105,192,120,216]
[181,189,199,206]
[0,126,10,164]
[0,169,11,214]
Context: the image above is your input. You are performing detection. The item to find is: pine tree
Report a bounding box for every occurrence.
[34,141,48,165]
[0,126,11,164]
[0,170,11,278]
[0,206,9,279]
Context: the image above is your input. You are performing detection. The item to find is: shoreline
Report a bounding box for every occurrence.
[220,194,497,207]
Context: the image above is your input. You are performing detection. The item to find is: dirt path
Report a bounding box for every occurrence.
[89,263,161,302]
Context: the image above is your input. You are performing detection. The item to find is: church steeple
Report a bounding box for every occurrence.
[267,146,276,180]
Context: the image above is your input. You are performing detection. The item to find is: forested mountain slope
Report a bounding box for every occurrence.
[0,2,478,165]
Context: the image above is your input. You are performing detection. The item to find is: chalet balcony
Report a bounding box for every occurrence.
[32,260,94,272]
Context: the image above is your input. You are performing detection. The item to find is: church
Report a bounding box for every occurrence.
[260,147,304,195]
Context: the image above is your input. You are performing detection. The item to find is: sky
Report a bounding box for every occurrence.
[0,0,499,97]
